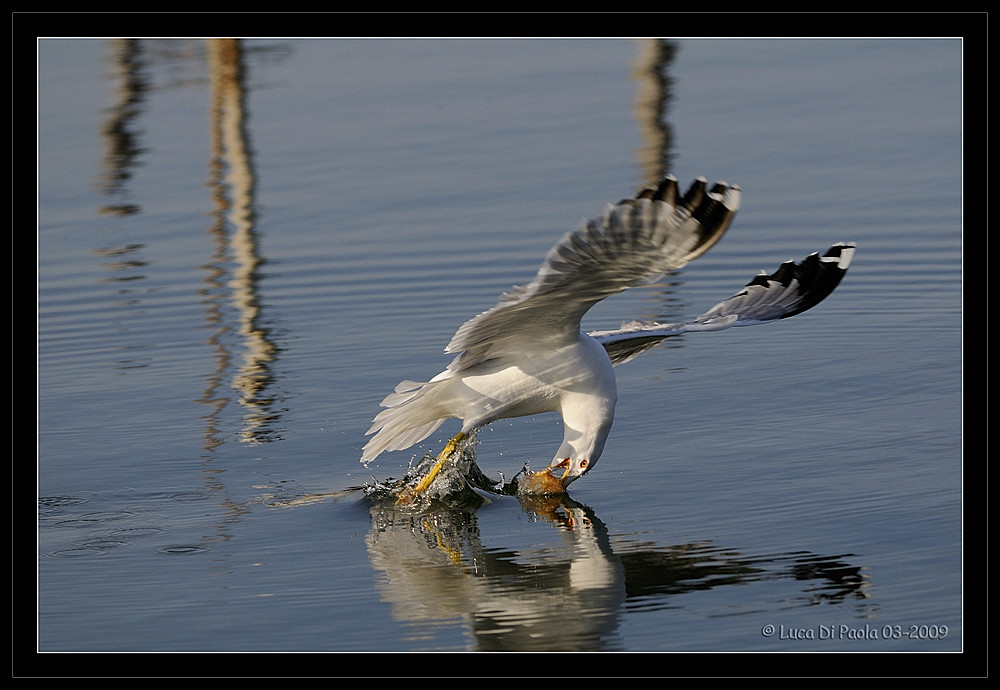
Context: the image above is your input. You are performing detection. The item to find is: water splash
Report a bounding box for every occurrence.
[362,432,515,509]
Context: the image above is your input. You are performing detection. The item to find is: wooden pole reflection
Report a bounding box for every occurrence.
[631,38,677,188]
[201,38,281,448]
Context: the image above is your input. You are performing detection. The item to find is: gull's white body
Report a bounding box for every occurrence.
[361,175,855,491]
[448,333,616,472]
[367,331,617,486]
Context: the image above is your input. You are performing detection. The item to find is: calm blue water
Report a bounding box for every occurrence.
[35,38,963,658]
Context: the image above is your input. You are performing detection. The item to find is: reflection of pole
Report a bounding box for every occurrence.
[630,39,684,324]
[202,38,280,446]
[631,39,677,187]
[98,38,146,216]
[94,39,151,372]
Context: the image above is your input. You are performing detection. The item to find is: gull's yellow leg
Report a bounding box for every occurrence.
[396,432,468,504]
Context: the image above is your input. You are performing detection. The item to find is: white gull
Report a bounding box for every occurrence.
[360,175,855,502]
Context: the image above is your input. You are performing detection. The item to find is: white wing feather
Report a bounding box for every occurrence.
[445,176,741,371]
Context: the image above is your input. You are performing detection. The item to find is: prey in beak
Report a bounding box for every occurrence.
[515,457,585,496]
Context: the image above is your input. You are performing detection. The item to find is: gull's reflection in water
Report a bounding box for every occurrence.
[362,459,875,651]
[367,491,626,651]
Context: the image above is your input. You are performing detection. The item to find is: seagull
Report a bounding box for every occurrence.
[360,175,855,503]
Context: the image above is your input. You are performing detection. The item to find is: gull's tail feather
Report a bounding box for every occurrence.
[360,378,450,466]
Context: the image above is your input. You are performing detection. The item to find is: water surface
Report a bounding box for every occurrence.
[36,38,963,657]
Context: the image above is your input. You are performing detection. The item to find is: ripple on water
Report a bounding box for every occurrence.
[155,544,211,555]
[37,496,89,515]
[38,492,201,560]
[45,539,130,558]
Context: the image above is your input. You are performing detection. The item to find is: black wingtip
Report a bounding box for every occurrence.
[775,242,856,319]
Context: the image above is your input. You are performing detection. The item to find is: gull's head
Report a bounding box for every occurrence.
[517,397,615,495]
[555,389,616,488]
[550,456,592,489]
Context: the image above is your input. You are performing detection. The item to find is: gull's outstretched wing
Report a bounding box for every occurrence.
[591,242,856,365]
[445,176,742,371]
